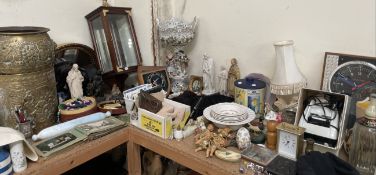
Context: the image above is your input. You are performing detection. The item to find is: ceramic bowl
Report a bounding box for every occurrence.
[203,103,255,130]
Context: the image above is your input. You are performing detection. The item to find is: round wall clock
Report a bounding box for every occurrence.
[328,61,376,102]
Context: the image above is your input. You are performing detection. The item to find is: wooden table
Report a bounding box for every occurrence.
[128,126,249,175]
[17,126,250,175]
[18,127,130,175]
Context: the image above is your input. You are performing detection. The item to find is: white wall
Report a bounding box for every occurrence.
[182,0,376,89]
[1,0,375,89]
[0,0,154,66]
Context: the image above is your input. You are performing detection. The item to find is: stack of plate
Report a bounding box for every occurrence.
[204,103,255,130]
[0,148,12,175]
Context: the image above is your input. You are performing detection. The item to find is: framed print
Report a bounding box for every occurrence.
[137,66,171,94]
[189,75,203,94]
[33,129,86,157]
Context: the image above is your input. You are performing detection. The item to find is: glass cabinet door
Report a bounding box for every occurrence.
[91,16,113,73]
[107,14,139,69]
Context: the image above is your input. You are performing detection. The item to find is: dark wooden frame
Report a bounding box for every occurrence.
[320,52,376,90]
[85,6,143,76]
[137,66,171,95]
[55,43,97,69]
[188,75,203,94]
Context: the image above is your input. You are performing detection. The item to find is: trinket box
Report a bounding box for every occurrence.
[60,97,97,122]
[241,144,278,173]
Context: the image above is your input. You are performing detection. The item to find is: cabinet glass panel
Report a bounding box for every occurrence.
[91,17,112,73]
[108,14,138,68]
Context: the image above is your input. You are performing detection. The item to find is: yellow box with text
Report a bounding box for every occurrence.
[137,99,190,139]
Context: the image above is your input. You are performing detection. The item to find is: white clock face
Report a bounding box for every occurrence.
[278,131,297,159]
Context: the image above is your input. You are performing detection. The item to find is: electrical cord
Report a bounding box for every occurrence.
[302,95,339,131]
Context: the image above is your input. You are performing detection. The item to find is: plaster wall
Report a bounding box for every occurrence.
[0,0,375,89]
[0,0,154,66]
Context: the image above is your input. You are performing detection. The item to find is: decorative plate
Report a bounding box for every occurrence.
[211,103,248,122]
[204,103,255,130]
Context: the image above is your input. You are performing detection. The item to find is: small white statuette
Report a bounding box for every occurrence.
[66,64,84,99]
[217,65,228,95]
[202,54,216,95]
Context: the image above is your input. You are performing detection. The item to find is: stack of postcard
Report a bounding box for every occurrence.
[33,117,126,157]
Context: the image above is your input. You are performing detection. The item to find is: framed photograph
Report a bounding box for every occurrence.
[189,75,203,94]
[33,129,86,157]
[137,66,171,94]
[75,117,125,135]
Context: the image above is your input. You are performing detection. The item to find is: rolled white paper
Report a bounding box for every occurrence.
[32,111,111,141]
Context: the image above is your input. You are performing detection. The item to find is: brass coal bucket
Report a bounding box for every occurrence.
[0,26,57,132]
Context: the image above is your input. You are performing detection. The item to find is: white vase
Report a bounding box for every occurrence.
[9,141,27,173]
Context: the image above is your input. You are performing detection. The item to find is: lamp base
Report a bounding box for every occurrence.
[274,94,299,111]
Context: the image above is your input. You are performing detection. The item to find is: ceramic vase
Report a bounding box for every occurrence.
[9,141,27,173]
[236,127,251,150]
[266,120,277,150]
[0,147,12,175]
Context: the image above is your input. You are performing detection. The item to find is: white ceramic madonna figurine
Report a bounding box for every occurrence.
[66,64,84,99]
[202,54,215,95]
[217,66,228,95]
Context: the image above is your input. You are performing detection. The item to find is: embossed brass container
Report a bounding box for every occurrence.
[0,27,57,132]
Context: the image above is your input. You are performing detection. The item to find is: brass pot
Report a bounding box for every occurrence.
[0,26,57,132]
[0,26,55,74]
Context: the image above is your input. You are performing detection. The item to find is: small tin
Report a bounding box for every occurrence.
[234,78,266,115]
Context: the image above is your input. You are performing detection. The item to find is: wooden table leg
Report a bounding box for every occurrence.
[127,141,142,175]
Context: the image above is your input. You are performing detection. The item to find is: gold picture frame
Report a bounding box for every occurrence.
[189,75,203,94]
[137,66,171,94]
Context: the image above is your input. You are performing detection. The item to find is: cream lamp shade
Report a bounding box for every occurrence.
[270,40,307,95]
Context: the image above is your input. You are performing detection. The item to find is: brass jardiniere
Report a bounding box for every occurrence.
[0,27,57,132]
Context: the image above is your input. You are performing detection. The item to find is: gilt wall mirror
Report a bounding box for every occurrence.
[54,43,103,101]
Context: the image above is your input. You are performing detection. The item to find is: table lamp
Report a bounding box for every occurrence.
[270,40,307,108]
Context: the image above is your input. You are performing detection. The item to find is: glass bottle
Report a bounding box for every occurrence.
[349,93,376,175]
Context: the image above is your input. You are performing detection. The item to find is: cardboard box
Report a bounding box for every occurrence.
[137,99,190,139]
[294,88,351,155]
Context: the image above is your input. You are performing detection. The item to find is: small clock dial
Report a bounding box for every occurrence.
[278,131,297,159]
[329,61,376,101]
[145,72,167,91]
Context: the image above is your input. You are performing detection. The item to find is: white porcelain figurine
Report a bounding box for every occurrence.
[202,54,215,95]
[217,65,228,95]
[66,64,84,99]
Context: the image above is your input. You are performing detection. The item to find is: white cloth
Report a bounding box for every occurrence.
[0,127,38,161]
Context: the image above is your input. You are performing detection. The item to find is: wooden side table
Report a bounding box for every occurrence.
[17,127,130,175]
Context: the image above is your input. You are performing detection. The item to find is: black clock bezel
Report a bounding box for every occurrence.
[137,66,171,95]
[328,61,376,98]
